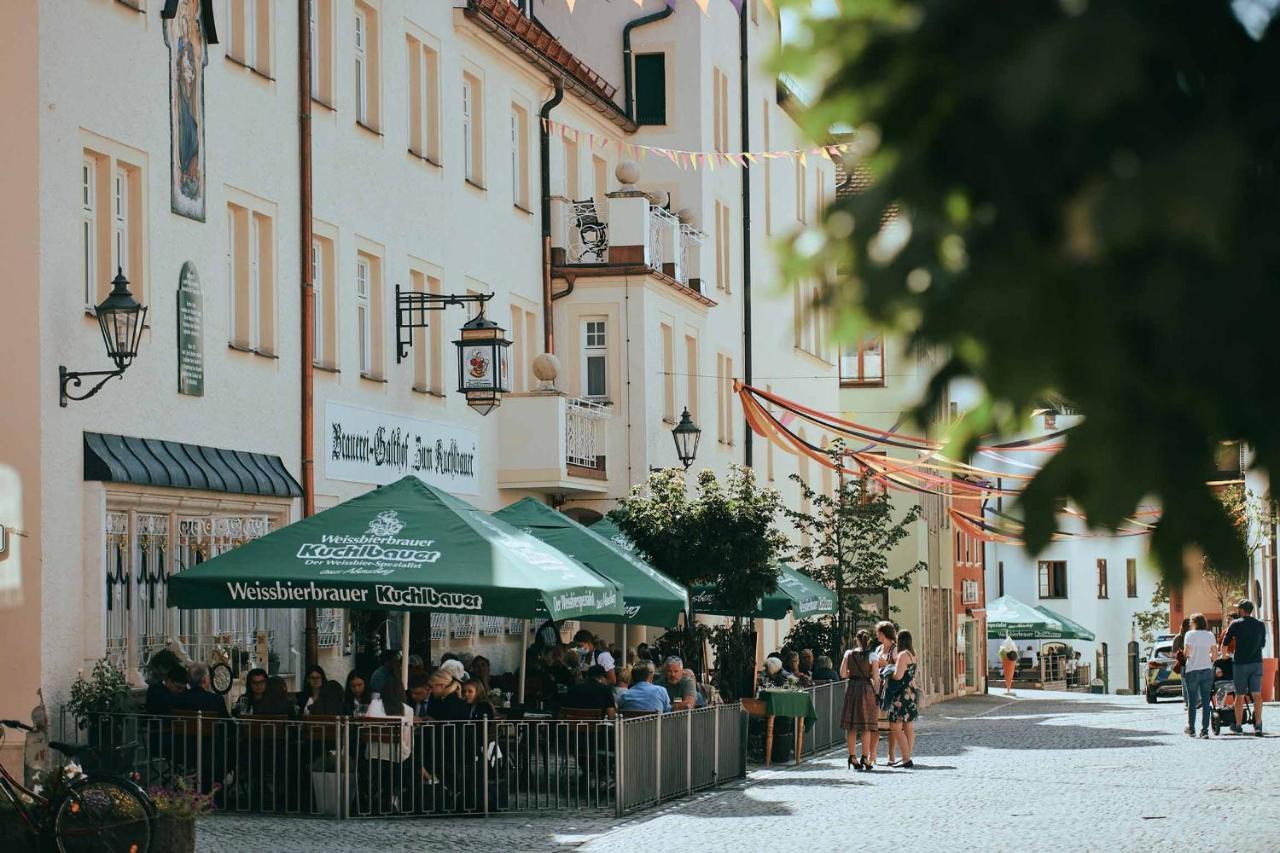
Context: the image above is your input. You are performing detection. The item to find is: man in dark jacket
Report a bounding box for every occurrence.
[144,663,189,715]
[173,663,228,717]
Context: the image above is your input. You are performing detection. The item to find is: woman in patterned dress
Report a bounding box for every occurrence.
[839,629,881,770]
[883,629,920,768]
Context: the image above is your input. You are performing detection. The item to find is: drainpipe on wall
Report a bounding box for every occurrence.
[540,78,565,355]
[622,4,674,123]
[738,3,753,468]
[298,0,318,668]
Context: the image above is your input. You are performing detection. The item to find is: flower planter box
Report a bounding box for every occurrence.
[153,815,196,853]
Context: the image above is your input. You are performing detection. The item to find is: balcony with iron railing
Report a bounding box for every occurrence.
[497,385,611,495]
[553,164,711,302]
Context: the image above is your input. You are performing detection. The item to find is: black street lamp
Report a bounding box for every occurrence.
[671,407,701,469]
[60,268,148,407]
[453,311,511,416]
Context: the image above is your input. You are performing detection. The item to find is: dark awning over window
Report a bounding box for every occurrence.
[84,432,302,498]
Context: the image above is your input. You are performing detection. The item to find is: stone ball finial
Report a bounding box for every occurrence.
[676,207,694,225]
[532,352,561,391]
[646,190,670,208]
[615,160,640,186]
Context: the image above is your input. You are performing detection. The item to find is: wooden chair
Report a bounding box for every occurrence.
[559,708,607,721]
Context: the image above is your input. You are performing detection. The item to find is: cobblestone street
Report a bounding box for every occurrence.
[196,691,1280,853]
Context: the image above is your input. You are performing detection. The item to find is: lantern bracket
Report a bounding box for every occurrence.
[59,365,127,408]
[395,285,494,363]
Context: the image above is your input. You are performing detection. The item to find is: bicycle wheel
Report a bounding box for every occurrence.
[51,778,152,853]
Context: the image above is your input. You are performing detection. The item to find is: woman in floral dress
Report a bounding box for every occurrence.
[840,630,880,770]
[882,629,920,768]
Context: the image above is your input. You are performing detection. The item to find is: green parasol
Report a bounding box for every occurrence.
[493,498,689,627]
[1034,604,1097,641]
[986,595,1072,640]
[168,476,623,622]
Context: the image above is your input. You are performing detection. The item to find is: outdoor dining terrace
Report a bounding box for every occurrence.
[58,678,849,821]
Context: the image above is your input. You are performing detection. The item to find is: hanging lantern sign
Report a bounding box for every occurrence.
[454,312,511,416]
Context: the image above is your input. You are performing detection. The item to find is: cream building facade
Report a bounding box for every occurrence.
[0,0,836,764]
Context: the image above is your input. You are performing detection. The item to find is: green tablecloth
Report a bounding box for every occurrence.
[760,689,818,725]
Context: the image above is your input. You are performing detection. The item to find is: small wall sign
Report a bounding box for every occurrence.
[177,261,204,396]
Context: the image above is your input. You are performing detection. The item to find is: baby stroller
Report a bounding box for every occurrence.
[1210,656,1255,736]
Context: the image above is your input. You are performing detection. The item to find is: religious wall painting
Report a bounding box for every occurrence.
[163,0,212,221]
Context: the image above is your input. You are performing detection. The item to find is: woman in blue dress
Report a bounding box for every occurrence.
[881,629,919,768]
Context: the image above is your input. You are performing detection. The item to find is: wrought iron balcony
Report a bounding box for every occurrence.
[497,392,611,494]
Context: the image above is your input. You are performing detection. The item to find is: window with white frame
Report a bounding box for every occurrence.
[1038,560,1068,599]
[226,200,276,355]
[311,237,338,368]
[712,67,729,152]
[582,318,607,399]
[113,168,128,278]
[407,32,440,163]
[354,6,369,125]
[716,353,735,445]
[510,104,530,209]
[840,334,884,385]
[661,322,675,422]
[796,157,808,223]
[462,73,484,185]
[226,0,270,75]
[82,158,97,310]
[103,508,297,678]
[308,0,335,104]
[356,256,372,376]
[563,135,580,199]
[81,142,145,310]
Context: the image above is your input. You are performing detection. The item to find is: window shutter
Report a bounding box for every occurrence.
[634,53,666,125]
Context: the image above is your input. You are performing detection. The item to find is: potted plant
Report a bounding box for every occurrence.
[149,775,215,853]
[67,659,134,768]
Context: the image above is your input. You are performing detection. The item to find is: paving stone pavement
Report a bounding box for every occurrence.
[195,691,1280,853]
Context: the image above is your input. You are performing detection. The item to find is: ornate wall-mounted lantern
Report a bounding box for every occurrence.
[60,268,148,407]
[395,286,510,415]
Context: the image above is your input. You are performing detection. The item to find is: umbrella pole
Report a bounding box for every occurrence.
[517,619,529,707]
[401,610,411,687]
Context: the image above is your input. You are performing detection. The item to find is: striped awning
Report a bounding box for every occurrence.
[83,432,301,498]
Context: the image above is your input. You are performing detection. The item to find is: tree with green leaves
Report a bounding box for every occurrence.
[1133,579,1171,647]
[1200,485,1269,615]
[785,442,926,659]
[776,0,1280,584]
[609,465,788,697]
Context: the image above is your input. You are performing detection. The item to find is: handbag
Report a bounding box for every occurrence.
[1173,649,1186,674]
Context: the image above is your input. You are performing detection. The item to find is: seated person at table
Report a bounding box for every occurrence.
[612,666,632,707]
[811,655,840,683]
[425,669,470,721]
[783,652,813,687]
[659,657,703,710]
[467,655,492,689]
[563,665,617,718]
[799,649,816,677]
[231,668,269,716]
[145,662,189,715]
[439,659,469,684]
[311,680,346,716]
[407,673,431,718]
[173,663,229,717]
[460,680,496,721]
[256,676,293,715]
[618,662,672,714]
[761,656,790,688]
[345,671,372,717]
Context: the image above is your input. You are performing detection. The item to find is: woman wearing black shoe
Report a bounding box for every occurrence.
[840,630,881,771]
[883,630,920,768]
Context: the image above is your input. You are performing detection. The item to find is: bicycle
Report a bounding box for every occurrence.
[0,719,155,852]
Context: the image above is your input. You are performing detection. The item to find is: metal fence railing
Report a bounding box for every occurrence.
[63,705,747,820]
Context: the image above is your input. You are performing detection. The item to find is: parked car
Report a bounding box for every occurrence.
[1145,641,1182,703]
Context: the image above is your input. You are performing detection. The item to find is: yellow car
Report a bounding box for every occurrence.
[1145,641,1182,703]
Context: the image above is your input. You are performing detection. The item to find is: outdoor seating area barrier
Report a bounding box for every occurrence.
[64,705,747,819]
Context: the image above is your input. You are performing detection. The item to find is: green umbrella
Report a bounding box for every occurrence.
[986,595,1069,640]
[493,498,689,627]
[591,517,834,621]
[1034,604,1096,641]
[168,476,623,622]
